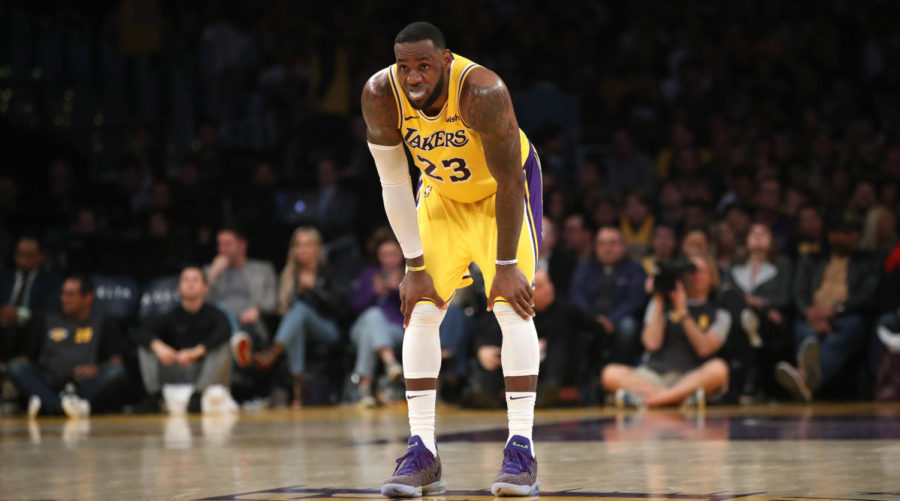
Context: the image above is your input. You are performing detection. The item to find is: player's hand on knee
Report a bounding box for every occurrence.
[399,270,446,328]
[487,265,535,320]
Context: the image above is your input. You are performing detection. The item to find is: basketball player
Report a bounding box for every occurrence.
[362,22,542,497]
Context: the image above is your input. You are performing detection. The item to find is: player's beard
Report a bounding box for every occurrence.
[408,71,445,112]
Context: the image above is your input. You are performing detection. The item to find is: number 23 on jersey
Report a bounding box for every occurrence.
[416,155,472,183]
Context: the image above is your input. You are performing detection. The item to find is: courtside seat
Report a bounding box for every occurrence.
[139,274,180,319]
[92,274,141,319]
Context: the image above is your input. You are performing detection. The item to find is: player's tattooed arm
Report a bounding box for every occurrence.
[461,68,524,262]
[361,69,403,145]
[461,68,534,318]
[362,69,443,321]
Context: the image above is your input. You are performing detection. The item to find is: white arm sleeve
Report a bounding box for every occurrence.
[367,142,423,259]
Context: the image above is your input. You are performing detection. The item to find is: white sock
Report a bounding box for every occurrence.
[506,391,536,457]
[407,389,437,456]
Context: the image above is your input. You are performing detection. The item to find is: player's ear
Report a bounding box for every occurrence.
[442,50,452,68]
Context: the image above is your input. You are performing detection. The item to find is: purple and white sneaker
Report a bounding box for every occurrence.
[381,436,445,498]
[491,435,539,496]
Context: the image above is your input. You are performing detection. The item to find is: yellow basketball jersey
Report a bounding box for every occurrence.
[388,53,530,203]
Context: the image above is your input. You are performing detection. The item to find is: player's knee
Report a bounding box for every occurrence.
[493,303,530,327]
[409,303,444,327]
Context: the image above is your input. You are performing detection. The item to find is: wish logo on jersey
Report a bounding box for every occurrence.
[403,128,469,151]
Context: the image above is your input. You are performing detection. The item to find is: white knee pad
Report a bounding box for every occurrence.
[401,303,446,379]
[494,304,540,377]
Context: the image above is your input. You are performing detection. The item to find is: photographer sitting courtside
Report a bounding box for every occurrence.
[601,255,730,408]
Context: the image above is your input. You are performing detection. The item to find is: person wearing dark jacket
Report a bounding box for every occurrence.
[253,227,342,407]
[776,211,880,402]
[570,227,648,364]
[464,269,606,408]
[0,236,60,362]
[7,274,126,418]
[136,266,232,413]
[727,223,793,398]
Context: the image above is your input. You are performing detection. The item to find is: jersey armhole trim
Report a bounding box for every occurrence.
[388,66,404,130]
[457,63,478,129]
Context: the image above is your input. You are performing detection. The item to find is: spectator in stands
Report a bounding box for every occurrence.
[540,217,576,297]
[795,204,826,256]
[349,238,404,406]
[657,180,685,230]
[252,227,341,407]
[1,237,60,362]
[713,219,741,272]
[728,223,794,397]
[601,255,730,408]
[777,211,880,402]
[641,225,679,276]
[571,227,648,365]
[605,128,656,196]
[859,206,897,257]
[722,203,753,248]
[848,180,879,216]
[7,274,126,418]
[682,228,711,258]
[135,266,231,413]
[561,212,594,264]
[619,190,655,260]
[464,270,605,408]
[656,123,711,181]
[577,160,604,201]
[754,177,795,253]
[206,226,277,348]
[683,201,712,231]
[590,195,620,229]
[304,156,357,240]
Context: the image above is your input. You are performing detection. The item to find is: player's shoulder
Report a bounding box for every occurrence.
[458,66,512,130]
[460,65,507,97]
[361,67,400,135]
[362,67,394,104]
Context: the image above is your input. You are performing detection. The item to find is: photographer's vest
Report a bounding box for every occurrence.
[38,313,104,387]
[645,302,719,373]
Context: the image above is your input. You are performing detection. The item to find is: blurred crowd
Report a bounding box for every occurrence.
[1,0,900,416]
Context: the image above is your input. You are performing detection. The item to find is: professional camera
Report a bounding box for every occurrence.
[653,258,697,295]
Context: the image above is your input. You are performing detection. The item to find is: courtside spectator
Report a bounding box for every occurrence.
[349,238,405,406]
[253,227,342,407]
[8,274,126,418]
[571,227,647,365]
[777,211,880,402]
[136,267,231,413]
[1,237,60,362]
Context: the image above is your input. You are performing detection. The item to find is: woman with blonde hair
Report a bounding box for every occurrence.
[253,226,341,407]
[860,206,897,256]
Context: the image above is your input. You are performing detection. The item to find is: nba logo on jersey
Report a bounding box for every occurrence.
[424,185,432,198]
[49,328,68,342]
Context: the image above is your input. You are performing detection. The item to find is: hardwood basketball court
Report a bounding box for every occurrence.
[1,403,898,500]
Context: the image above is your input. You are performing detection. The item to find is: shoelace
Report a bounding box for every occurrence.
[393,450,430,475]
[500,446,532,475]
